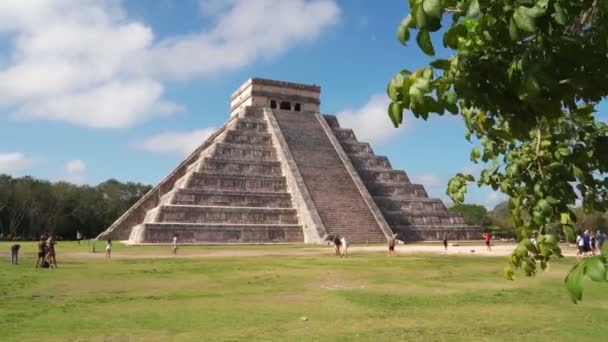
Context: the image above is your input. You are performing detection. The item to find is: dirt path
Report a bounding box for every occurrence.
[62,243,580,259]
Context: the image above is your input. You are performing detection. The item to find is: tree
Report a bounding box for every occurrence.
[388,0,608,302]
[449,203,493,227]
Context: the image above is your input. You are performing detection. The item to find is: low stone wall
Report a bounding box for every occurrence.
[142,223,303,243]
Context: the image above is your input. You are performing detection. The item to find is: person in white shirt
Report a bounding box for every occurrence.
[339,236,348,257]
[172,235,178,255]
[105,239,112,259]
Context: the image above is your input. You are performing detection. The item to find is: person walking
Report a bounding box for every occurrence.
[583,230,591,256]
[76,230,82,245]
[331,236,342,256]
[35,235,47,268]
[46,236,57,268]
[576,234,584,259]
[483,232,492,252]
[172,235,178,255]
[10,244,20,265]
[339,236,348,257]
[388,234,397,256]
[591,232,597,255]
[105,239,112,259]
[443,234,448,251]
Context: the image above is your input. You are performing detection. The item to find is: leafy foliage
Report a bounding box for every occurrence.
[0,174,151,240]
[389,0,608,301]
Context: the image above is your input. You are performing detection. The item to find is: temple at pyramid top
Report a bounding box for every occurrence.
[230,78,321,116]
[98,78,481,244]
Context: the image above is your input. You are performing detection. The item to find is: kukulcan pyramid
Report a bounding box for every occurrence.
[98,78,481,244]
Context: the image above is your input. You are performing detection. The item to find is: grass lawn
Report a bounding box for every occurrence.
[1,242,607,341]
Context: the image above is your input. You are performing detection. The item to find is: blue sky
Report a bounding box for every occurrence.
[0,0,605,209]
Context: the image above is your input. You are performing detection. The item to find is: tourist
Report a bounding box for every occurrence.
[388,234,397,256]
[105,239,112,259]
[10,244,20,265]
[443,234,448,251]
[35,235,47,268]
[76,230,82,245]
[46,235,57,268]
[332,236,342,255]
[597,231,605,253]
[339,236,348,257]
[591,232,597,255]
[583,230,591,256]
[483,232,492,252]
[172,235,178,255]
[576,234,584,259]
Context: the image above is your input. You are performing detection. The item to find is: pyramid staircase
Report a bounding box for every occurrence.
[324,115,480,241]
[126,107,303,243]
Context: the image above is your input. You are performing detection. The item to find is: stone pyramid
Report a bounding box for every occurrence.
[98,78,481,244]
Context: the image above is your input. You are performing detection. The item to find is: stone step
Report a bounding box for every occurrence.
[241,106,265,119]
[323,115,340,129]
[366,183,427,197]
[332,128,357,142]
[157,205,298,225]
[359,169,410,183]
[212,143,277,162]
[340,141,373,154]
[200,158,282,176]
[223,130,272,146]
[141,222,303,243]
[350,155,392,169]
[171,188,293,208]
[234,118,268,133]
[188,173,287,192]
[384,211,465,225]
[373,196,446,211]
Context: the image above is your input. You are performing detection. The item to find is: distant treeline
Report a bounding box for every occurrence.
[450,203,608,238]
[0,174,152,240]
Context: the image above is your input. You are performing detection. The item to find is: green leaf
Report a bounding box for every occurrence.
[470,147,480,161]
[443,24,466,49]
[504,267,515,280]
[552,2,567,25]
[513,7,537,32]
[397,23,410,45]
[430,59,450,70]
[565,261,585,303]
[416,30,435,56]
[422,0,442,19]
[585,256,607,282]
[415,3,429,29]
[508,17,520,41]
[387,74,403,101]
[468,0,480,17]
[388,102,404,128]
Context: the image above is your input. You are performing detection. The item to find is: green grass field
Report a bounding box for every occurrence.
[1,241,607,341]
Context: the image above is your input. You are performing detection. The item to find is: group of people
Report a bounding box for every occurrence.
[329,235,348,257]
[35,234,58,268]
[576,230,605,258]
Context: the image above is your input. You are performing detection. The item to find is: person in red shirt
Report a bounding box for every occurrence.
[483,232,492,252]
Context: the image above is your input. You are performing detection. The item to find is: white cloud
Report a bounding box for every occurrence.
[411,174,442,187]
[0,152,35,175]
[336,94,406,145]
[64,159,86,184]
[0,0,340,128]
[134,128,216,156]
